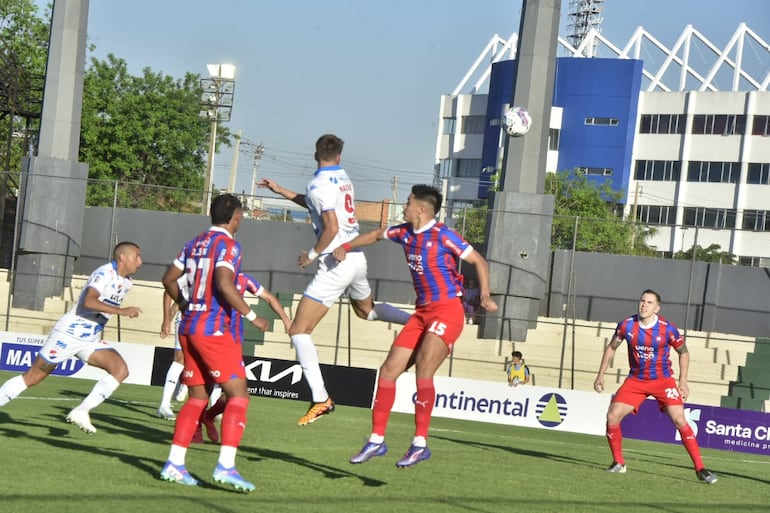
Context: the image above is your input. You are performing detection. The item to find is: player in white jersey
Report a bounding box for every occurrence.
[258,133,411,426]
[0,242,143,433]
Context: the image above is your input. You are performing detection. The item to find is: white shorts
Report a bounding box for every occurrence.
[38,328,116,365]
[304,251,372,308]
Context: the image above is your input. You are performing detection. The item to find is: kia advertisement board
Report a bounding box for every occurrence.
[151,347,376,409]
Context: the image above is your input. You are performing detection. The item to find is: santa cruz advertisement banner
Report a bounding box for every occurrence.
[622,399,770,457]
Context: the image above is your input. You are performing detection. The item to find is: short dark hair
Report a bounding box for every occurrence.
[411,184,443,215]
[210,194,242,225]
[640,289,661,303]
[511,351,523,359]
[113,241,139,260]
[315,134,344,162]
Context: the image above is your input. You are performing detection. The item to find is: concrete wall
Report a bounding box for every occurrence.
[545,250,770,338]
[75,208,770,340]
[76,207,415,304]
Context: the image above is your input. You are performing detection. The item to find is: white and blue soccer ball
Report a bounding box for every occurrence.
[504,106,532,137]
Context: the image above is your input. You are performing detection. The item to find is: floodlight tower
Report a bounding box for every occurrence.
[199,63,236,214]
[566,0,604,57]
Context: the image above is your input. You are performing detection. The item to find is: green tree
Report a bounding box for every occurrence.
[547,170,656,255]
[674,243,736,264]
[2,2,227,212]
[0,0,48,176]
[456,203,490,245]
[80,54,228,210]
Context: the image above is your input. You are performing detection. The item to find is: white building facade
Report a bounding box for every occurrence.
[435,25,770,265]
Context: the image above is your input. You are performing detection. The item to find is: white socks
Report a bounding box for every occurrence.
[0,375,28,406]
[77,374,120,412]
[160,361,184,409]
[369,303,411,325]
[218,445,237,468]
[168,444,187,466]
[291,334,329,403]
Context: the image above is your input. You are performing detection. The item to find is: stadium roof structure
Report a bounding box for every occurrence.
[452,23,770,95]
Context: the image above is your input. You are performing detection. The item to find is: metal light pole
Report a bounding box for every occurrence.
[199,63,236,215]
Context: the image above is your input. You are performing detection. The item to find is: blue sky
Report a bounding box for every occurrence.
[35,0,770,201]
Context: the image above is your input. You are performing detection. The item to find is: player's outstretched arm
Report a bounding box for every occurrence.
[83,287,142,318]
[257,177,307,208]
[160,292,177,338]
[675,343,691,400]
[594,337,620,392]
[463,249,498,313]
[260,289,293,333]
[332,228,383,262]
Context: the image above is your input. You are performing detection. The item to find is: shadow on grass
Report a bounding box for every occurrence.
[433,433,770,486]
[237,444,387,487]
[431,432,593,466]
[1,398,386,491]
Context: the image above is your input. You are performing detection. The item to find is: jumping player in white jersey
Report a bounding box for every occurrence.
[258,133,411,426]
[0,242,144,434]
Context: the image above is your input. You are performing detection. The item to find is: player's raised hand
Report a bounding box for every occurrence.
[257,177,280,194]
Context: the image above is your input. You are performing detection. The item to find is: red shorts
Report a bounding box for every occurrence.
[394,298,465,351]
[612,376,684,413]
[179,333,246,386]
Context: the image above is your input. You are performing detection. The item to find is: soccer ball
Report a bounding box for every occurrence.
[504,106,532,137]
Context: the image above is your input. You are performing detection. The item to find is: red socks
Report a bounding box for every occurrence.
[173,397,207,447]
[415,378,435,438]
[371,379,396,436]
[678,423,705,470]
[220,396,249,448]
[606,423,624,465]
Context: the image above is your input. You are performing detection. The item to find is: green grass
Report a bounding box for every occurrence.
[0,372,768,513]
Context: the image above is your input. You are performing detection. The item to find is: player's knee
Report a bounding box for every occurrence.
[113,366,129,383]
[288,325,309,337]
[107,357,130,382]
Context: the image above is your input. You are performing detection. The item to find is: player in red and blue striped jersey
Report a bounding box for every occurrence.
[159,194,269,492]
[594,289,717,484]
[383,220,468,306]
[616,312,682,380]
[194,272,293,444]
[336,184,498,468]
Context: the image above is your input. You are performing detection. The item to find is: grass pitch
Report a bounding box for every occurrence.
[0,372,768,513]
